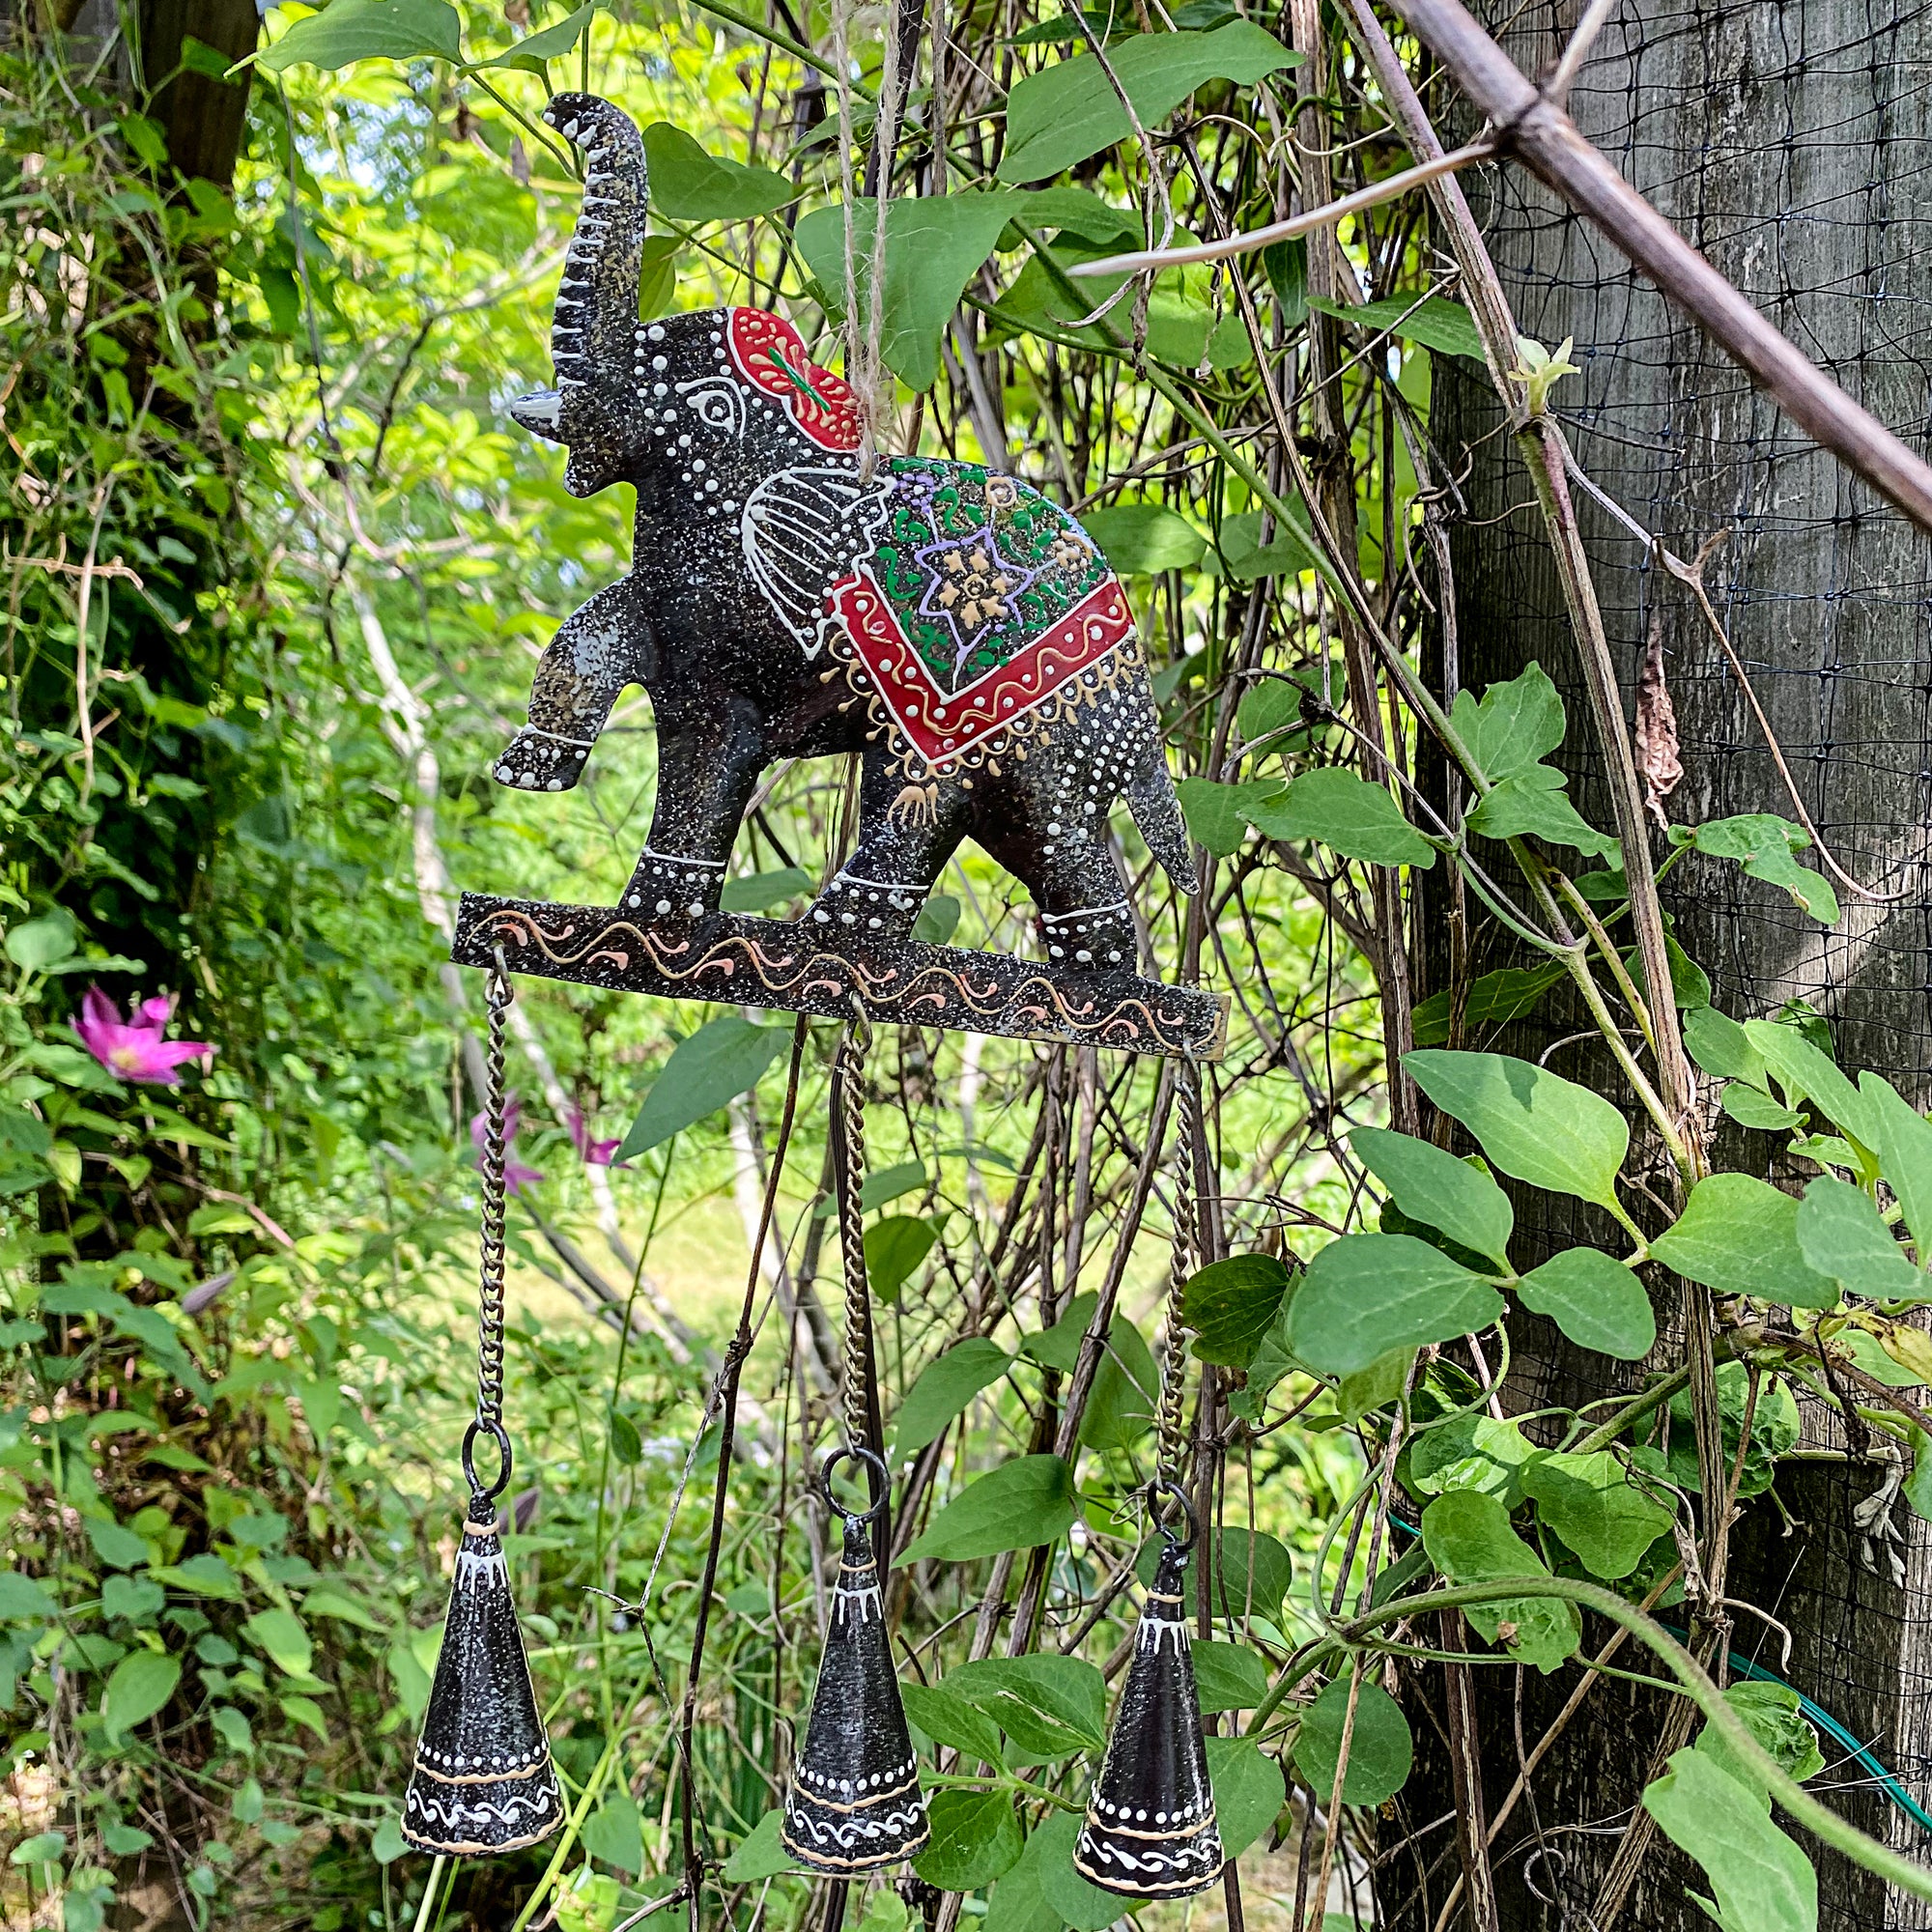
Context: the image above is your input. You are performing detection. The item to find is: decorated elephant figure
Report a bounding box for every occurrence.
[497,92,1193,972]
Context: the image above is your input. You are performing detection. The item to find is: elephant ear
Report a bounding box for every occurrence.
[742,466,892,656]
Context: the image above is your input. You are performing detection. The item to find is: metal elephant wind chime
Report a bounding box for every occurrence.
[400,89,1233,1905]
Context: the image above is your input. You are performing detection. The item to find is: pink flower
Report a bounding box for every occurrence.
[73,985,215,1086]
[471,1094,543,1196]
[566,1105,626,1168]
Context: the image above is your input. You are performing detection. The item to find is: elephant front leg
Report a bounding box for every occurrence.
[496,576,651,793]
[620,702,766,921]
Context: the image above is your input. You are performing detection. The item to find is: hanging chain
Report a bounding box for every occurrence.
[475,963,513,1438]
[1155,1062,1200,1491]
[836,1020,873,1452]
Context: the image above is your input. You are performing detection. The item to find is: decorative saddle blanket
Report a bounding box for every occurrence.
[726,310,1136,777]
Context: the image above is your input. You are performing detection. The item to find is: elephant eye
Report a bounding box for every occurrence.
[677,380,744,434]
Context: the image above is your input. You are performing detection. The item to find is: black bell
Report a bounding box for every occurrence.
[781,1450,930,1873]
[1073,1494,1223,1898]
[403,1492,564,1856]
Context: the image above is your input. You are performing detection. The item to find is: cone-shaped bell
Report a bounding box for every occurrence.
[403,1492,564,1856]
[781,1510,930,1872]
[1073,1535,1223,1898]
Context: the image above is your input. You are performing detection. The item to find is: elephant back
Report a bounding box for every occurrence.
[822,457,1138,778]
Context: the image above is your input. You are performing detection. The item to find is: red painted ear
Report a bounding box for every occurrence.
[727,307,863,452]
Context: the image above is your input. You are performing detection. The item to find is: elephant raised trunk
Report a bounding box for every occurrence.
[508,92,648,496]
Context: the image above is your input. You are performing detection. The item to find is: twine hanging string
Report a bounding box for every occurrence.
[831,0,902,480]
[464,958,516,1502]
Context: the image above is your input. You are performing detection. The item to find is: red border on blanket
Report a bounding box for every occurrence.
[827,566,1134,768]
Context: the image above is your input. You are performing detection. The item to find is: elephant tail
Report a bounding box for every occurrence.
[1124,756,1196,896]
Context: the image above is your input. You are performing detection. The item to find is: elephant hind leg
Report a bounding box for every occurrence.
[808,752,964,942]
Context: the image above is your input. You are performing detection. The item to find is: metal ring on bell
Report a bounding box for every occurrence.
[462,1417,514,1501]
[1149,1476,1198,1552]
[821,1443,889,1524]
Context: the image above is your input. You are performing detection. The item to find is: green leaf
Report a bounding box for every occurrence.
[150,1552,243,1601]
[865,1215,938,1304]
[859,1160,926,1211]
[85,1518,150,1571]
[1292,1675,1413,1805]
[1859,1073,1932,1264]
[0,1573,58,1622]
[256,0,462,72]
[1080,503,1206,575]
[1420,1491,1580,1672]
[893,1339,1012,1460]
[103,1650,181,1744]
[914,1789,1023,1889]
[901,1682,1006,1768]
[5,911,76,971]
[471,0,599,67]
[1309,292,1486,362]
[1515,1248,1656,1360]
[10,1831,64,1865]
[1204,1735,1286,1857]
[1464,765,1618,859]
[1641,1748,1818,1932]
[998,22,1300,183]
[1650,1174,1837,1310]
[1175,777,1283,858]
[1450,665,1566,780]
[912,895,961,945]
[1287,1234,1505,1379]
[1405,1049,1630,1217]
[943,1654,1106,1757]
[301,1587,383,1632]
[1012,186,1142,244]
[101,1576,164,1626]
[1351,1126,1512,1265]
[242,1608,312,1678]
[1408,1413,1536,1502]
[582,1791,645,1872]
[1181,1254,1293,1367]
[607,1409,642,1466]
[1693,1683,1824,1802]
[1722,1084,1805,1133]
[1743,1019,1875,1150]
[1795,1177,1923,1300]
[1035,1810,1132,1931]
[1192,1639,1268,1714]
[370,1811,408,1863]
[1683,1006,1765,1083]
[1411,963,1567,1045]
[1209,1528,1294,1622]
[1079,1314,1158,1452]
[723,1811,793,1882]
[1218,503,1325,582]
[616,1017,787,1159]
[796,193,1018,390]
[984,1821,1074,1932]
[1338,1346,1414,1422]
[900,1455,1076,1563]
[1244,768,1436,868]
[640,122,797,221]
[1671,814,1838,925]
[719,866,812,913]
[1649,1361,1799,1499]
[1519,1451,1672,1579]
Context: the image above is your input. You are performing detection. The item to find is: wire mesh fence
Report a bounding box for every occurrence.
[1411,0,1932,1923]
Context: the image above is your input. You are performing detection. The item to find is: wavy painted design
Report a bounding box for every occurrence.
[477,904,1220,1055]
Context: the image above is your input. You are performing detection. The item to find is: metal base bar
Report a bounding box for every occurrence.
[452,894,1227,1061]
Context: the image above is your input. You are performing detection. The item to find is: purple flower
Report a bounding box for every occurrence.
[566,1106,627,1168]
[73,985,215,1086]
[471,1094,543,1196]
